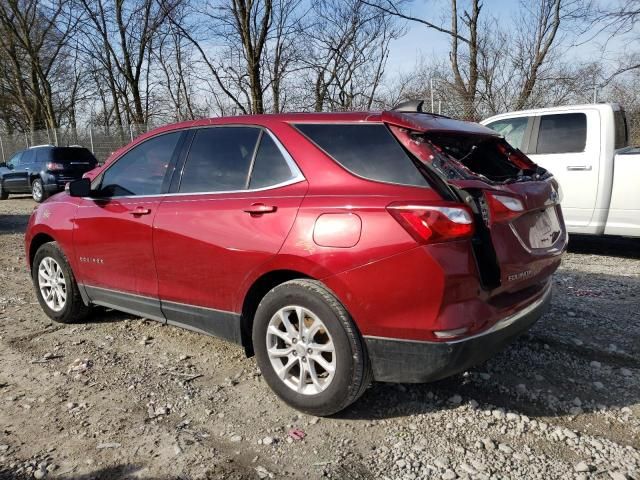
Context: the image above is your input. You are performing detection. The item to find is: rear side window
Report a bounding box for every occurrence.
[485,117,529,151]
[248,133,296,189]
[295,124,429,187]
[536,113,587,154]
[179,127,260,193]
[21,150,36,164]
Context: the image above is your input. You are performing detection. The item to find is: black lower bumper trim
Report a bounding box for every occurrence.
[364,286,551,383]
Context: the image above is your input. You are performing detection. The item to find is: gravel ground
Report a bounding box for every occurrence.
[0,196,638,480]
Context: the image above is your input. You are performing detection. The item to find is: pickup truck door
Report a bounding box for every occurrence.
[527,110,601,232]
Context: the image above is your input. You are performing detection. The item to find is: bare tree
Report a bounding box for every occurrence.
[78,0,183,125]
[306,0,401,112]
[0,0,78,133]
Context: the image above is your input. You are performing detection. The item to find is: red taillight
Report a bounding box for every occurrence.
[46,162,64,171]
[486,192,525,224]
[387,202,475,244]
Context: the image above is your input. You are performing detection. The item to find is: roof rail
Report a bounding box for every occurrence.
[28,144,55,149]
[390,100,451,119]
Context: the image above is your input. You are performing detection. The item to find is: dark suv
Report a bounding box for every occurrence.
[0,145,98,202]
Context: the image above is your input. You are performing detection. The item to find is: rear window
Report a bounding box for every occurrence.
[536,113,587,154]
[614,109,629,149]
[50,147,97,164]
[295,123,429,187]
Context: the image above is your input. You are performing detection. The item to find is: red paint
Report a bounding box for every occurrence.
[26,111,567,344]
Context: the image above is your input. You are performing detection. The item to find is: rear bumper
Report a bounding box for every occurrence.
[364,282,551,383]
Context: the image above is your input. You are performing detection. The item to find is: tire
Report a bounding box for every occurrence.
[0,182,7,200]
[252,279,372,416]
[31,178,47,203]
[32,241,91,323]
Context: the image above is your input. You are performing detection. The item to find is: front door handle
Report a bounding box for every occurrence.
[566,165,592,171]
[129,206,151,216]
[244,203,277,215]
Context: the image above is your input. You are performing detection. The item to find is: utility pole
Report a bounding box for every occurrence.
[430,78,435,112]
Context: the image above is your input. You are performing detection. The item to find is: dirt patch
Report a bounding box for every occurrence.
[1,197,639,479]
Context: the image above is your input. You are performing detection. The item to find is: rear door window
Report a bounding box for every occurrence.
[295,123,429,187]
[535,113,587,154]
[179,127,261,193]
[21,150,35,165]
[485,117,530,150]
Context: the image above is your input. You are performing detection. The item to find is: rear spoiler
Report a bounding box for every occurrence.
[381,109,500,137]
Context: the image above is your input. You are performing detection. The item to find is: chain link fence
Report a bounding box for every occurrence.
[0,124,152,164]
[0,109,638,164]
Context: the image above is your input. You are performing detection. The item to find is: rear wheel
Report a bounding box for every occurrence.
[253,279,371,416]
[0,182,7,200]
[32,178,47,203]
[32,242,91,323]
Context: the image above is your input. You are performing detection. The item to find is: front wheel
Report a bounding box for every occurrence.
[32,178,48,203]
[252,279,371,416]
[0,181,8,200]
[32,242,91,323]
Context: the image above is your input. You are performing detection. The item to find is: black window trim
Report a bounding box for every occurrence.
[292,121,432,189]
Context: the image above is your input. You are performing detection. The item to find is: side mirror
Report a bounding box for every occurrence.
[0,162,6,168]
[68,178,92,197]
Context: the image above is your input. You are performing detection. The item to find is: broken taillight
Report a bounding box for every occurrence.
[485,192,525,224]
[387,202,474,244]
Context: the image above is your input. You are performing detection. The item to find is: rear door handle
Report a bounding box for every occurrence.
[129,206,151,216]
[244,203,277,215]
[566,165,592,171]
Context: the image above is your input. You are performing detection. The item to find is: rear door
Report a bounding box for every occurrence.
[153,126,307,341]
[73,131,184,320]
[527,110,600,230]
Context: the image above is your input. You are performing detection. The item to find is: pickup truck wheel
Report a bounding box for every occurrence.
[253,279,371,416]
[32,242,91,323]
[32,178,47,203]
[0,182,7,200]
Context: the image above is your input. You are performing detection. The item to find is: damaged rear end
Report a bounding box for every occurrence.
[383,110,567,296]
[364,111,567,383]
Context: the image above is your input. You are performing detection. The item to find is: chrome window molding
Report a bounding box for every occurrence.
[85,125,305,200]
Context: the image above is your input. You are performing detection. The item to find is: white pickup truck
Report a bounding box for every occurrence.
[482,103,640,237]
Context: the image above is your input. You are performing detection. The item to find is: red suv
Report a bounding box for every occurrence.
[25,104,567,415]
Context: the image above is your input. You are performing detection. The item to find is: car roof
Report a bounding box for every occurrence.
[101,110,497,167]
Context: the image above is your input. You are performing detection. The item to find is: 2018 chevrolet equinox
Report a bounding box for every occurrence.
[25,104,567,415]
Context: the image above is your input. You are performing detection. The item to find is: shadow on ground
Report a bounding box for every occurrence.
[569,234,640,259]
[0,214,30,235]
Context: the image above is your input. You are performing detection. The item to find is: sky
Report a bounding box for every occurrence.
[384,0,626,76]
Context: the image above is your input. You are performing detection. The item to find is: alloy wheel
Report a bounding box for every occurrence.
[266,305,336,395]
[32,181,43,201]
[38,256,67,312]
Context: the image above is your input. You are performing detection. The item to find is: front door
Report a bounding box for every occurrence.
[73,131,184,321]
[153,126,307,342]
